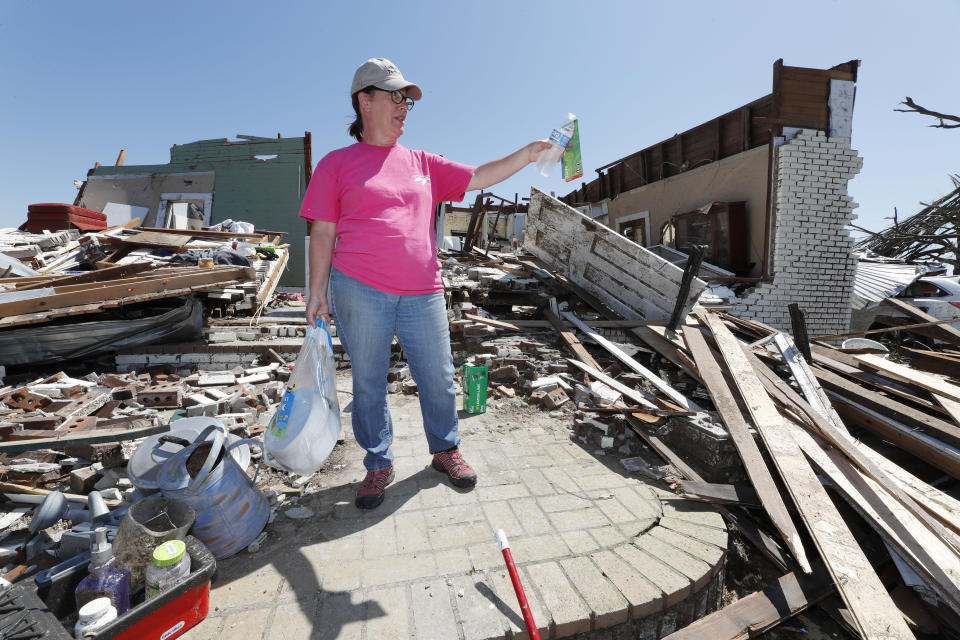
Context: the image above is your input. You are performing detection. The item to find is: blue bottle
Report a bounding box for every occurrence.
[74,527,132,614]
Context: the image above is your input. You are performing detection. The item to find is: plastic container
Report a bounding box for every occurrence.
[74,597,117,638]
[74,528,132,615]
[535,114,577,177]
[145,540,191,600]
[31,535,216,640]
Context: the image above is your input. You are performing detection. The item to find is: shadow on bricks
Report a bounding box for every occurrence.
[202,467,444,635]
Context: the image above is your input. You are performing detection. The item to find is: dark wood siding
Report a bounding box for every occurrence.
[561,59,858,206]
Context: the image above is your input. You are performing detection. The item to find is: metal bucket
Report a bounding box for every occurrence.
[156,428,269,559]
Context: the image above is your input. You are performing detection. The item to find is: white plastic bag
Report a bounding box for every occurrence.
[265,320,341,474]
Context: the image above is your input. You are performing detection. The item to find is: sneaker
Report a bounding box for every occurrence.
[355,466,395,509]
[431,447,478,488]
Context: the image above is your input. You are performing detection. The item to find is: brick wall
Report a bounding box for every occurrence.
[730,129,862,336]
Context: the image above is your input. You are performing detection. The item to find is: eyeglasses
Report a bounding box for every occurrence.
[373,88,414,109]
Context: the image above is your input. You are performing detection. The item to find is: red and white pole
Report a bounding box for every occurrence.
[496,529,541,640]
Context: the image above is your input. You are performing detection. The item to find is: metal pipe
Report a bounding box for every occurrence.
[495,529,541,640]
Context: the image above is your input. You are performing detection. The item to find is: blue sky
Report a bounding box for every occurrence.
[1,0,958,237]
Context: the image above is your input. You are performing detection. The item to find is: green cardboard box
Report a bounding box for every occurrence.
[461,364,488,414]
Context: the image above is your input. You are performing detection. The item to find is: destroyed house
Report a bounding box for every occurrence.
[76,134,313,286]
[561,59,862,337]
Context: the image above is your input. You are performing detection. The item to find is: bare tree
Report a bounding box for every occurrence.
[855,176,960,275]
[894,97,960,129]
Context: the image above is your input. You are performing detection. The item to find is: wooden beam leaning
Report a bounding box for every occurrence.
[563,311,701,412]
[748,347,960,558]
[566,358,657,410]
[699,310,916,639]
[544,309,602,371]
[684,325,811,573]
[882,297,960,347]
[770,333,846,433]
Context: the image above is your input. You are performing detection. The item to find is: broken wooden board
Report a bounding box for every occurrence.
[564,311,701,412]
[677,481,762,508]
[700,310,916,639]
[790,422,960,616]
[524,187,706,323]
[0,420,167,454]
[857,354,960,403]
[770,332,846,433]
[566,359,657,409]
[684,324,810,573]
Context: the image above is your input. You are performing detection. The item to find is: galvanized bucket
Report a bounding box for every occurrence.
[156,428,269,559]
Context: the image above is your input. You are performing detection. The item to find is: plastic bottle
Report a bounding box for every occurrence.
[74,528,132,614]
[145,539,191,599]
[74,597,117,638]
[535,114,577,177]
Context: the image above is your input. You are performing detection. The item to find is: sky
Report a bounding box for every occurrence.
[1,0,958,238]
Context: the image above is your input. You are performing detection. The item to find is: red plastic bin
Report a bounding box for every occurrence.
[30,535,216,640]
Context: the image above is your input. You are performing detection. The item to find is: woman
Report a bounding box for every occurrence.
[301,58,552,509]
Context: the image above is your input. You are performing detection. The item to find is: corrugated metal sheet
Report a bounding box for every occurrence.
[852,255,942,309]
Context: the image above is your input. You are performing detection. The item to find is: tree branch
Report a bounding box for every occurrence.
[894,97,960,129]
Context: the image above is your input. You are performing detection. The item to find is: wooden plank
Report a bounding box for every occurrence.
[684,325,810,572]
[544,309,603,372]
[566,359,657,409]
[13,262,155,292]
[829,393,960,480]
[677,481,762,508]
[255,247,289,305]
[700,310,916,639]
[789,423,960,615]
[770,333,846,433]
[136,227,274,240]
[662,566,835,640]
[882,298,960,346]
[0,266,254,316]
[810,316,960,341]
[812,365,960,449]
[564,311,700,411]
[749,348,960,558]
[857,353,960,402]
[0,421,167,454]
[524,188,706,323]
[464,313,522,332]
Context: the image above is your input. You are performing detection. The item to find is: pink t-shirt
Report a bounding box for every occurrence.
[300,142,475,295]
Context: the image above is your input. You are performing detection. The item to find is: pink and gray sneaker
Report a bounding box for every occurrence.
[431,447,477,488]
[355,466,395,509]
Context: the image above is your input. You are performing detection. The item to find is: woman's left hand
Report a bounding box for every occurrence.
[526,140,553,162]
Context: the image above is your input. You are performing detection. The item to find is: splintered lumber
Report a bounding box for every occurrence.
[684,326,809,569]
[661,565,836,640]
[770,333,845,432]
[812,365,960,450]
[545,310,602,371]
[564,311,701,411]
[464,313,522,332]
[13,262,155,291]
[789,423,960,615]
[524,187,706,322]
[566,358,657,409]
[0,266,255,317]
[882,297,960,347]
[700,310,916,639]
[0,421,167,454]
[858,353,960,403]
[748,346,960,561]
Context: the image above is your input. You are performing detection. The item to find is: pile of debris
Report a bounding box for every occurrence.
[0,222,289,367]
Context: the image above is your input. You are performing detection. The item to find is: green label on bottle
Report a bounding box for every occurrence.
[562,119,583,183]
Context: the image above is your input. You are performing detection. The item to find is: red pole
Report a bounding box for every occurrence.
[496,529,541,640]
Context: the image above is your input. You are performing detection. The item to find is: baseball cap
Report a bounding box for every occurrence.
[350,58,422,101]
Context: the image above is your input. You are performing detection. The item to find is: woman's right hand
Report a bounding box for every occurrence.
[306,294,331,327]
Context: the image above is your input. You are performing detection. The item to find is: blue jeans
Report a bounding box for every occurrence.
[330,267,459,471]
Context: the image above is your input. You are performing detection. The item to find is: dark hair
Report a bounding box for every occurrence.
[348,86,378,142]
